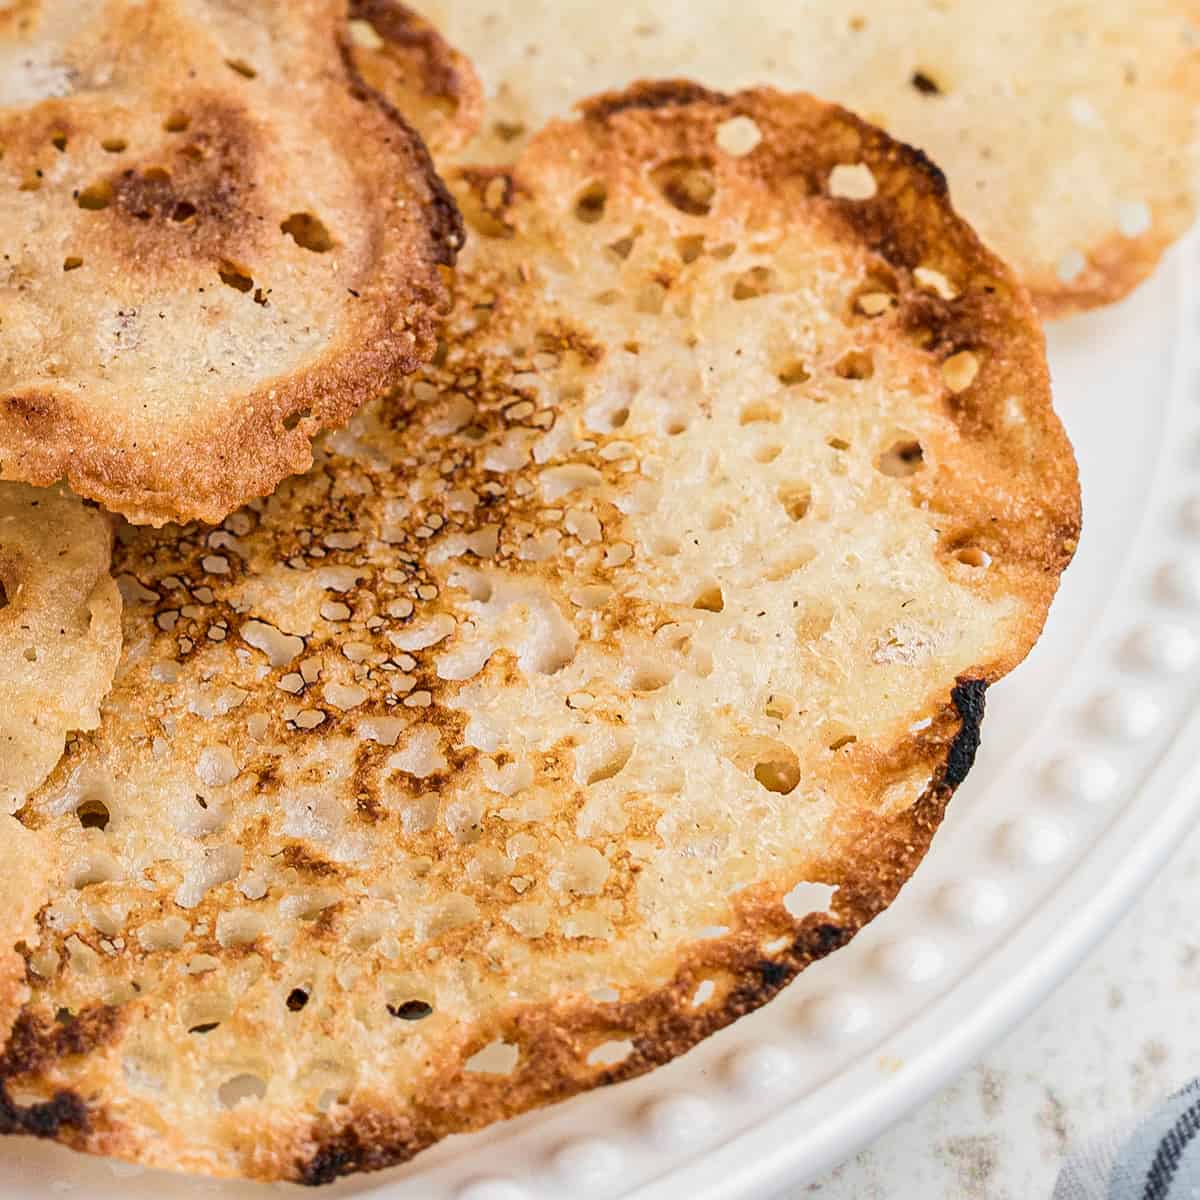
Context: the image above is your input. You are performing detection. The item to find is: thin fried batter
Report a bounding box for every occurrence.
[347,0,483,157]
[0,86,1076,1180]
[428,0,1200,315]
[0,818,57,1051]
[0,483,121,815]
[0,482,115,1052]
[0,0,462,525]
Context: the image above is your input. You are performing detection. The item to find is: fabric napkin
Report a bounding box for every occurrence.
[1053,1079,1200,1199]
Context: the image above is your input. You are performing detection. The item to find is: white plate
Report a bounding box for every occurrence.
[6,241,1197,1200]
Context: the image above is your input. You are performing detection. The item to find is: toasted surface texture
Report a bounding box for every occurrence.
[348,0,484,157]
[0,483,121,816]
[0,818,57,1053]
[423,0,1200,315]
[0,0,462,526]
[1,86,1078,1181]
[0,483,116,1054]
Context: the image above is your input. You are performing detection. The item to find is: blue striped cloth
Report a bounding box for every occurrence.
[1053,1080,1200,1200]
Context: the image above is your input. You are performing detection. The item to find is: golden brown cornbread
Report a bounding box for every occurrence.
[0,818,57,1056]
[0,482,117,1056]
[347,0,484,157]
[426,0,1200,315]
[0,0,463,525]
[0,85,1077,1180]
[0,483,120,817]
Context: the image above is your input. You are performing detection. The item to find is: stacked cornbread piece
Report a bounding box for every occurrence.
[0,0,1191,1183]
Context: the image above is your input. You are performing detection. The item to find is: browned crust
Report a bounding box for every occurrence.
[291,685,991,1185]
[578,78,732,121]
[553,82,1079,623]
[0,822,57,1055]
[335,19,464,262]
[348,0,485,156]
[0,5,464,526]
[0,84,1080,1181]
[1031,28,1200,318]
[0,683,989,1182]
[1032,218,1191,319]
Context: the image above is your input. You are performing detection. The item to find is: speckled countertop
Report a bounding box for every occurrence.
[786,810,1200,1199]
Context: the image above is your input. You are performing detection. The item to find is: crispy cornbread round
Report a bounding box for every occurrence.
[0,483,120,816]
[0,0,462,525]
[0,818,57,1056]
[0,481,116,1054]
[347,0,484,157]
[0,85,1077,1181]
[428,0,1200,316]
